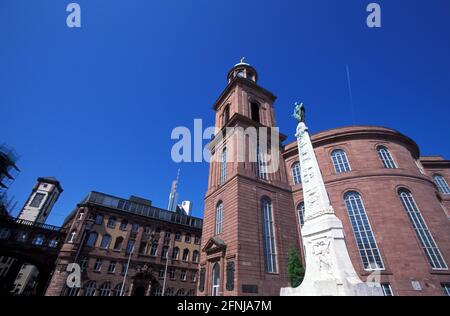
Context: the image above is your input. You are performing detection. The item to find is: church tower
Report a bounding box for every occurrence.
[199,59,301,296]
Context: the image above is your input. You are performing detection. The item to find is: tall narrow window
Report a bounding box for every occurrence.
[292,162,302,185]
[250,102,260,123]
[261,198,277,273]
[434,175,450,194]
[344,192,384,270]
[172,247,179,260]
[398,189,447,270]
[442,283,450,296]
[86,232,98,247]
[212,263,220,296]
[377,146,397,169]
[222,105,230,126]
[113,237,123,251]
[258,146,268,180]
[381,283,393,296]
[84,281,96,296]
[331,149,351,173]
[220,148,227,184]
[215,202,223,235]
[99,283,111,296]
[100,234,111,249]
[297,202,305,228]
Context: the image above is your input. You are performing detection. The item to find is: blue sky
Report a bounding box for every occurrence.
[1,0,449,226]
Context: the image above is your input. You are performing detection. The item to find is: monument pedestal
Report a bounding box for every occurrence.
[281,214,382,296]
[280,111,382,296]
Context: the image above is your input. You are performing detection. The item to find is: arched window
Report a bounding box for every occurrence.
[86,232,98,247]
[176,288,185,296]
[84,281,96,296]
[187,289,195,296]
[65,286,80,296]
[434,175,450,194]
[331,149,351,173]
[165,288,174,296]
[297,202,305,228]
[292,162,302,185]
[113,237,123,251]
[68,230,77,243]
[398,189,447,270]
[261,198,277,273]
[32,234,45,246]
[107,217,117,228]
[344,192,384,270]
[153,287,162,296]
[212,263,220,296]
[182,249,190,261]
[113,284,123,296]
[99,283,111,296]
[172,247,180,260]
[220,148,227,185]
[377,146,397,169]
[100,234,111,249]
[215,202,223,235]
[192,250,199,263]
[222,104,230,126]
[161,246,169,258]
[150,243,158,256]
[250,102,260,123]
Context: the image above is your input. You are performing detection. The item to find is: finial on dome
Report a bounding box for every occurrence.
[240,56,246,64]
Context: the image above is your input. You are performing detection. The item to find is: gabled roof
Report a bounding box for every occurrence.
[202,237,227,254]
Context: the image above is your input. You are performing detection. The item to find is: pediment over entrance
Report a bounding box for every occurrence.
[202,237,227,254]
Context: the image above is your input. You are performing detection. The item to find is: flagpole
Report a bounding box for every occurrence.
[120,244,134,296]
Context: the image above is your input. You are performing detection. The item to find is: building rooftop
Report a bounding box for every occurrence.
[79,191,203,230]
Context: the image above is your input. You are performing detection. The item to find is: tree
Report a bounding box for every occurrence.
[287,247,305,288]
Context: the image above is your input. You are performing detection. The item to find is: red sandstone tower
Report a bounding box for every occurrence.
[198,60,301,296]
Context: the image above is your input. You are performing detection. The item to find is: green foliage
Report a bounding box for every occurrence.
[287,247,305,288]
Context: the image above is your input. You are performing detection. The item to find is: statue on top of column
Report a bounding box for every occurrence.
[293,102,306,123]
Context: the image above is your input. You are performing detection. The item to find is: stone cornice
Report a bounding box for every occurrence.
[283,126,420,159]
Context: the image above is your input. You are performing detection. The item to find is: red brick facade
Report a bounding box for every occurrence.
[199,63,450,296]
[45,192,202,296]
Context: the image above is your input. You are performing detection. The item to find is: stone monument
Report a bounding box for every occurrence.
[280,103,383,296]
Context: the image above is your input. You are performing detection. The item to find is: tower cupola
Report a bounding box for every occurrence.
[227,57,258,84]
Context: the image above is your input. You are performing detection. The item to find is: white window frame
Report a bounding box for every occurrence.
[434,175,450,195]
[399,189,448,270]
[331,149,351,173]
[215,203,223,235]
[292,162,302,185]
[344,192,385,271]
[377,146,397,169]
[261,198,277,273]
